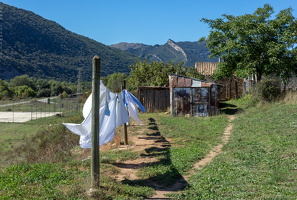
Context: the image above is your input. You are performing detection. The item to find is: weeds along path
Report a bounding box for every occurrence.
[111,115,236,199]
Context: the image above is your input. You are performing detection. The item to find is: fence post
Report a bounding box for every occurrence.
[12,100,14,123]
[31,103,32,122]
[122,80,128,145]
[91,56,100,189]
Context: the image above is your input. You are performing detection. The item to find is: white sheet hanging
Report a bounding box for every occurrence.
[63,82,129,148]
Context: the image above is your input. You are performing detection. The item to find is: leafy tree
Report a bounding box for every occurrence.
[36,88,51,97]
[200,4,297,83]
[49,81,63,96]
[1,74,80,99]
[35,79,50,91]
[105,73,127,93]
[0,79,13,99]
[10,75,35,89]
[128,60,204,89]
[15,85,36,98]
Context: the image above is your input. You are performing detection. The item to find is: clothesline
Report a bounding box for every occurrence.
[63,81,146,148]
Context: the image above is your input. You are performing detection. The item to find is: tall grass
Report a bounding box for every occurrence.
[1,113,83,167]
[281,90,297,105]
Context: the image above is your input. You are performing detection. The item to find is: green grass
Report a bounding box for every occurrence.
[101,149,140,163]
[123,113,228,187]
[0,112,229,199]
[0,123,41,154]
[159,114,228,173]
[0,162,154,200]
[0,113,81,155]
[0,163,87,199]
[1,95,296,199]
[173,102,297,199]
[0,113,84,167]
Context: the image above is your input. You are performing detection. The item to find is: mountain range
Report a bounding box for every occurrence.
[110,40,218,67]
[0,3,216,82]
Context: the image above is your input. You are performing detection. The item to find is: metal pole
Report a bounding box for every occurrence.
[122,80,128,145]
[91,56,100,189]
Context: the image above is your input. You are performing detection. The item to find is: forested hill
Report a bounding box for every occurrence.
[0,3,138,82]
[110,39,219,67]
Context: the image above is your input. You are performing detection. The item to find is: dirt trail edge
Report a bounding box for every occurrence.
[144,115,236,199]
[112,115,236,200]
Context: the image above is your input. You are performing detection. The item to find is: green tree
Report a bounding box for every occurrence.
[128,60,204,89]
[105,73,127,93]
[35,79,51,97]
[15,85,36,98]
[0,79,13,100]
[200,4,297,83]
[49,80,63,96]
[35,79,50,90]
[10,75,35,89]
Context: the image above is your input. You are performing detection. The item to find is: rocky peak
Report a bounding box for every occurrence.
[166,39,188,61]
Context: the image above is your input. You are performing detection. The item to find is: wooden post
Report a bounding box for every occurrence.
[91,56,100,189]
[122,80,128,145]
[235,80,238,99]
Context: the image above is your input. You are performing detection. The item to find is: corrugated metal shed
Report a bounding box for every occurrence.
[169,74,219,117]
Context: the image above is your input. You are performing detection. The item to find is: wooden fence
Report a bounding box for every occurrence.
[137,86,170,112]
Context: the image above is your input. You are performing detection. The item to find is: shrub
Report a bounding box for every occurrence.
[254,78,281,102]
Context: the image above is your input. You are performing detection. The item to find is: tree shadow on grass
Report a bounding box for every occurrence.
[113,117,189,196]
[219,101,242,115]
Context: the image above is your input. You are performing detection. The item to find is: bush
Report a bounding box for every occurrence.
[254,79,281,102]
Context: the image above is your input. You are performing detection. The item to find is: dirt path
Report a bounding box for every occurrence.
[112,115,236,199]
[189,115,235,172]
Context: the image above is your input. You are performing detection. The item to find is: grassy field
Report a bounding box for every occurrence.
[0,94,296,199]
[122,113,228,188]
[0,111,228,199]
[173,101,297,199]
[0,123,43,154]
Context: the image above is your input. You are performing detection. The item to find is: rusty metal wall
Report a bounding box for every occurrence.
[171,86,219,117]
[169,75,219,117]
[137,87,170,112]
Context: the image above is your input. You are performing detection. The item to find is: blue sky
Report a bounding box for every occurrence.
[1,0,297,45]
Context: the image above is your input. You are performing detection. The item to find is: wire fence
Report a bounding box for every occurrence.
[0,97,82,123]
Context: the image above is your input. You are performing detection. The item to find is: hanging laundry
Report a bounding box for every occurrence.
[63,81,145,148]
[123,90,146,124]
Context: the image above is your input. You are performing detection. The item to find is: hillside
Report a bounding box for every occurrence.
[110,39,219,67]
[0,3,138,82]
